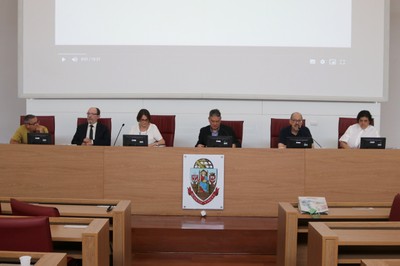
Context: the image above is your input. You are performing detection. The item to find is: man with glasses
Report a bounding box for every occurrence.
[71,107,111,146]
[278,112,313,148]
[10,114,49,144]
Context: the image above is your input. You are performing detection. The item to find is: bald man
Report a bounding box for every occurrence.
[278,112,313,148]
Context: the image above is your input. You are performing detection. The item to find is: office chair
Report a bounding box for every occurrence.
[11,198,60,217]
[389,193,400,221]
[151,115,176,147]
[221,120,244,147]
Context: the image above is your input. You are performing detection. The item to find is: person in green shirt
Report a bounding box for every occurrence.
[10,114,48,144]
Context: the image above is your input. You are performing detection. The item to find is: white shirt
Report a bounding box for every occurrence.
[339,124,380,148]
[129,123,163,145]
[86,122,97,140]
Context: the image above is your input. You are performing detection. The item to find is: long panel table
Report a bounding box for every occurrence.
[1,145,399,217]
[0,251,67,266]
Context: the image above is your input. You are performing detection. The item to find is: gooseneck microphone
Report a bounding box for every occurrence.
[113,123,125,146]
[313,138,323,148]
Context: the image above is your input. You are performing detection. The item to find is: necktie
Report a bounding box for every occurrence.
[89,125,94,140]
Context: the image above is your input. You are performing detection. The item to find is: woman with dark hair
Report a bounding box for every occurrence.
[129,109,165,147]
[339,110,380,149]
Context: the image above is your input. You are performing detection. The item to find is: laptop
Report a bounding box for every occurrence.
[122,134,148,146]
[206,135,233,148]
[286,137,313,148]
[360,137,386,149]
[27,133,51,145]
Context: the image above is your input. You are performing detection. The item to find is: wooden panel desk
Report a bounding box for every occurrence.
[0,197,131,266]
[0,216,109,266]
[361,259,400,266]
[308,222,400,266]
[277,202,391,266]
[0,251,67,266]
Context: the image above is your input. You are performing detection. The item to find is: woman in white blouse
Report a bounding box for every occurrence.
[130,109,165,147]
[339,110,380,149]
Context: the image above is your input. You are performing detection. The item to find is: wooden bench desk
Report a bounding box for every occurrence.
[277,202,391,266]
[0,197,131,266]
[0,216,109,266]
[308,222,400,266]
[0,251,67,266]
[361,259,400,266]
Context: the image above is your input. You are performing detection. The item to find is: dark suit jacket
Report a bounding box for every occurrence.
[71,122,111,146]
[196,124,241,147]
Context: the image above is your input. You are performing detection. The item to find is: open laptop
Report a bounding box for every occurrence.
[27,133,51,145]
[207,135,233,148]
[286,137,313,148]
[360,137,386,149]
[122,134,148,146]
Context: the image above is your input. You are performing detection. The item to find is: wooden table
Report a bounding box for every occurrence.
[0,251,67,266]
[308,222,400,266]
[361,259,400,266]
[0,197,131,266]
[277,202,391,266]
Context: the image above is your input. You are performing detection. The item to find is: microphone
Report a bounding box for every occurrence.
[113,123,125,146]
[313,138,323,148]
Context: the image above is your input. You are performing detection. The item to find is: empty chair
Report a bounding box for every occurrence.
[20,115,55,145]
[221,120,244,147]
[389,193,400,221]
[11,198,60,217]
[151,115,176,147]
[270,118,306,148]
[0,216,53,252]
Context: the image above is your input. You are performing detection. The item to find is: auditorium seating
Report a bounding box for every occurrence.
[221,120,244,146]
[11,198,60,217]
[20,115,55,145]
[0,216,53,252]
[389,193,400,221]
[151,115,176,147]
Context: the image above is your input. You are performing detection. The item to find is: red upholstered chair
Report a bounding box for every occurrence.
[338,117,357,148]
[389,193,400,221]
[20,115,55,145]
[0,216,53,252]
[151,115,176,147]
[77,117,112,134]
[270,118,306,148]
[221,120,244,146]
[11,198,60,217]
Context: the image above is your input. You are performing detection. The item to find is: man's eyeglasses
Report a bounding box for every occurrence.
[291,119,303,123]
[26,120,39,126]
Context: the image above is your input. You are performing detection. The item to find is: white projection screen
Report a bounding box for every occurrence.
[18,0,389,101]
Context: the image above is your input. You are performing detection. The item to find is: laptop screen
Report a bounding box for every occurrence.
[122,134,148,146]
[360,137,386,149]
[286,137,312,149]
[206,135,233,148]
[27,133,51,145]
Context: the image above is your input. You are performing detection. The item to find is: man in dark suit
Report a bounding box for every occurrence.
[71,107,111,146]
[195,109,241,148]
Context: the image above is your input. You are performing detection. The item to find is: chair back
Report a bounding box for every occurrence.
[151,115,176,147]
[221,120,244,146]
[389,193,400,221]
[20,115,55,145]
[77,118,112,134]
[11,198,60,217]
[270,118,306,148]
[0,216,53,252]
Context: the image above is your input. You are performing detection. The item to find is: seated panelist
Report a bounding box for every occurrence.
[278,112,313,149]
[129,109,165,147]
[339,110,380,149]
[10,114,48,144]
[71,107,111,146]
[196,109,241,148]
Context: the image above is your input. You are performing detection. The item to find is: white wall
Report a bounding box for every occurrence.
[0,0,25,143]
[1,0,399,148]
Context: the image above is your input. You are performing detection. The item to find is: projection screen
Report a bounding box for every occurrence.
[18,0,390,101]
